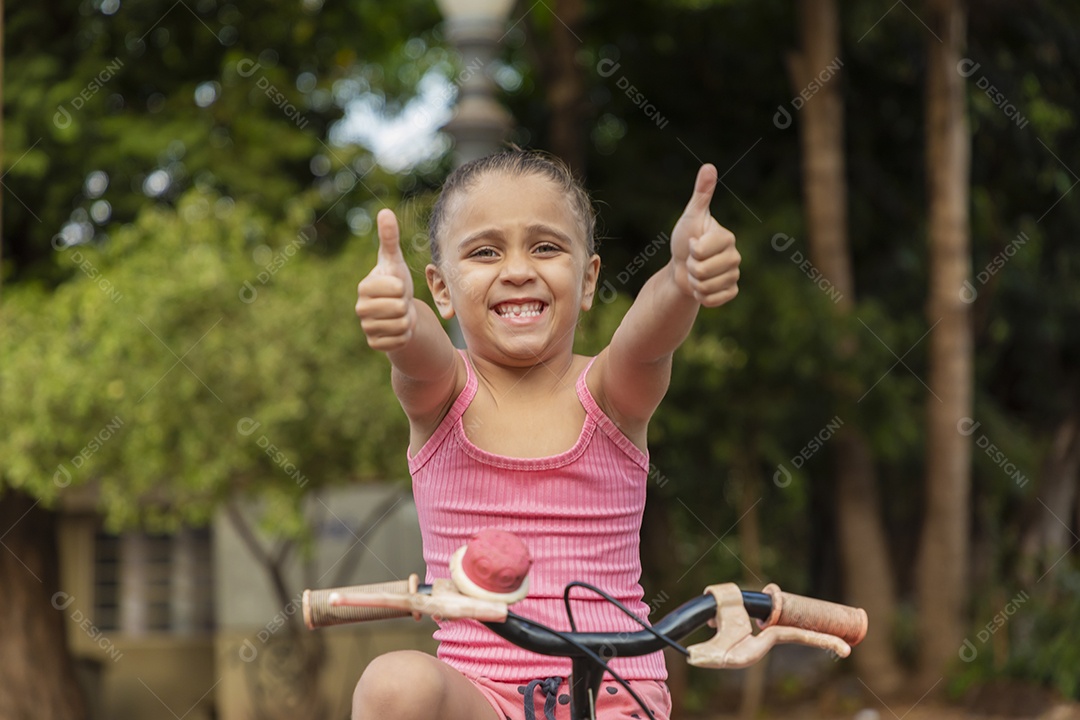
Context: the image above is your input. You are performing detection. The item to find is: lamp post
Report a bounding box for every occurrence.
[435,0,516,346]
[435,0,516,165]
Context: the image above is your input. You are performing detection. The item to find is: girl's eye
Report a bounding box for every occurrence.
[534,243,561,254]
[470,247,498,258]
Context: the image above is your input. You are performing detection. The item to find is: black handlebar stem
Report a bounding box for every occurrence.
[482,591,772,659]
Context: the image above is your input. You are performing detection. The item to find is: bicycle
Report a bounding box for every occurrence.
[303,529,868,720]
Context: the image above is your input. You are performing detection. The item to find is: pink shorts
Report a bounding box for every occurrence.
[469,675,671,720]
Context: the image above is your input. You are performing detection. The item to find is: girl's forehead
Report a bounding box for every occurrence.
[446,172,582,239]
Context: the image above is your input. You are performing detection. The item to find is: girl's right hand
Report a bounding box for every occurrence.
[355,209,417,352]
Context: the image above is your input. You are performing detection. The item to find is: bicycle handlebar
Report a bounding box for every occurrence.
[303,579,417,628]
[304,529,867,720]
[760,583,867,646]
[303,579,867,657]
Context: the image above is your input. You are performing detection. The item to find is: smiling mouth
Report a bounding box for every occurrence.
[492,301,547,318]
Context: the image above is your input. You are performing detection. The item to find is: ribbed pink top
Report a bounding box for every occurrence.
[408,350,667,682]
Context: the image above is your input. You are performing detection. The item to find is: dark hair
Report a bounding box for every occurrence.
[427,150,597,265]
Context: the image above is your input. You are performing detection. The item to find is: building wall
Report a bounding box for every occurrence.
[214,483,432,720]
[57,483,436,720]
[58,513,217,720]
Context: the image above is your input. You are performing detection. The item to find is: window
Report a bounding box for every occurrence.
[93,527,214,634]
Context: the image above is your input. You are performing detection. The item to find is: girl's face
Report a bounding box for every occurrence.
[426,172,600,366]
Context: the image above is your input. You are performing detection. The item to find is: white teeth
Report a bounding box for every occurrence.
[495,301,543,318]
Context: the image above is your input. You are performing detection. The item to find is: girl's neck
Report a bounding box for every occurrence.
[466,349,578,399]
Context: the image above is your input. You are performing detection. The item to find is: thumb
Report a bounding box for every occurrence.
[376,208,405,268]
[680,164,718,224]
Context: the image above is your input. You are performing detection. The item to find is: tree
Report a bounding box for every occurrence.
[787,0,904,694]
[0,3,90,716]
[916,0,973,685]
[530,0,588,174]
[1,2,448,715]
[0,186,414,718]
[0,497,88,719]
[2,0,445,283]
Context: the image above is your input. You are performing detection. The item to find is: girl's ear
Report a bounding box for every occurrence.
[580,253,602,312]
[426,264,456,319]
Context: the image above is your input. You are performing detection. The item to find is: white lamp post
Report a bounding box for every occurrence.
[435,0,516,165]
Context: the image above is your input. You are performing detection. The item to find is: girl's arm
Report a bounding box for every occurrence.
[356,210,461,422]
[594,164,740,427]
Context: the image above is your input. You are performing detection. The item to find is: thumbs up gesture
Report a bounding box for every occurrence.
[670,164,741,307]
[355,209,418,351]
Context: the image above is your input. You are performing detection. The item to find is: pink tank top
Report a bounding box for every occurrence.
[409,350,667,682]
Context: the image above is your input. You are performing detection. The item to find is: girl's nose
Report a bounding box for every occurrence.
[500,249,536,283]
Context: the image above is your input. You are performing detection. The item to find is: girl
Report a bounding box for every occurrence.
[352,150,740,720]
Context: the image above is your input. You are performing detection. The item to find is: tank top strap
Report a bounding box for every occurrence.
[451,348,478,419]
[407,349,477,472]
[575,356,650,471]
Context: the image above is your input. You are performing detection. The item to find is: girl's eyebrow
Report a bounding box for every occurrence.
[457,228,502,251]
[525,224,574,245]
[457,224,574,251]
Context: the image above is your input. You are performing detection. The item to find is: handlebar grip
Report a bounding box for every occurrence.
[303,581,414,629]
[761,583,868,646]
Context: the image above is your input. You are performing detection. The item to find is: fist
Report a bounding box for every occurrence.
[670,164,741,307]
[355,209,417,352]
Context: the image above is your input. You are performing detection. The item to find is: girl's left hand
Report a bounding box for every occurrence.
[670,164,741,307]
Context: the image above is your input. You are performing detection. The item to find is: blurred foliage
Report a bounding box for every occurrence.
[2,0,447,283]
[949,561,1080,701]
[1,0,453,534]
[0,188,408,533]
[1008,564,1080,699]
[2,0,1080,701]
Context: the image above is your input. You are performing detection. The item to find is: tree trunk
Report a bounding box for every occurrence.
[788,0,904,693]
[226,503,326,720]
[788,0,852,310]
[548,0,586,174]
[1018,408,1080,584]
[833,431,903,691]
[0,490,89,720]
[734,451,766,720]
[916,0,972,686]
